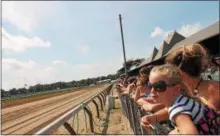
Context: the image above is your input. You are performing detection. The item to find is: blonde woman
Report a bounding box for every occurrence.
[141,64,220,134]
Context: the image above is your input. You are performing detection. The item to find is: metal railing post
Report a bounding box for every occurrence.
[97,96,104,111]
[129,99,137,134]
[92,100,100,118]
[35,84,113,135]
[63,122,77,135]
[100,93,106,105]
[83,107,94,133]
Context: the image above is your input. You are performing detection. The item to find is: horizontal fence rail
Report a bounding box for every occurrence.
[35,84,113,135]
[119,93,174,135]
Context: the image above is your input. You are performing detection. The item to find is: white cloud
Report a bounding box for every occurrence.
[2,58,37,71]
[150,27,165,38]
[2,1,61,32]
[149,22,203,39]
[177,22,202,37]
[2,59,58,90]
[52,60,67,65]
[2,28,51,53]
[76,45,90,54]
[2,58,121,91]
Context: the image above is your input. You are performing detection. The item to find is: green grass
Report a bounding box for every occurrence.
[1,87,79,102]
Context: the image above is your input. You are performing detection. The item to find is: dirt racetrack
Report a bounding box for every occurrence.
[1,84,107,135]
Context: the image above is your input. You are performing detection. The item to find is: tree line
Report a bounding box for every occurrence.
[1,74,119,98]
[1,58,143,98]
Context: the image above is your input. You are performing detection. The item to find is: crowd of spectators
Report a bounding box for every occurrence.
[116,43,220,135]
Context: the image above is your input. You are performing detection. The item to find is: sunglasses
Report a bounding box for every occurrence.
[147,81,179,92]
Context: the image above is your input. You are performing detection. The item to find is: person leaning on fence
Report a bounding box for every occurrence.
[116,76,137,96]
[141,64,220,134]
[134,65,165,112]
[127,76,137,95]
[140,43,220,134]
[134,74,148,101]
[115,84,123,96]
[134,65,154,102]
[115,78,126,96]
[120,76,137,95]
[166,43,219,111]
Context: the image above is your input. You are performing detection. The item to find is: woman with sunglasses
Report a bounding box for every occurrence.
[166,43,219,111]
[141,64,220,134]
[134,65,166,112]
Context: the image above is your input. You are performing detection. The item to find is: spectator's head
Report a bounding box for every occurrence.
[139,65,154,76]
[123,77,128,87]
[148,64,182,106]
[138,65,154,86]
[127,76,137,85]
[166,43,208,78]
[139,74,148,86]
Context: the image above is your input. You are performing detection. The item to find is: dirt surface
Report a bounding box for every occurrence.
[53,85,133,135]
[104,85,133,134]
[104,96,133,134]
[2,86,99,109]
[1,84,107,135]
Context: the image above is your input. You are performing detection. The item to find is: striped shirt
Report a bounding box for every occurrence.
[168,94,205,126]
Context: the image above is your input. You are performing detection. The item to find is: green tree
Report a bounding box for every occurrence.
[17,88,28,94]
[9,88,18,95]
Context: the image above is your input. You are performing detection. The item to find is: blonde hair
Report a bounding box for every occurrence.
[151,64,197,99]
[151,64,182,84]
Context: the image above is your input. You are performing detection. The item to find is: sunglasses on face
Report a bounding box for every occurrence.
[146,81,179,92]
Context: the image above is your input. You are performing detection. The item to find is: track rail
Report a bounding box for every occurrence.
[35,84,112,135]
[1,85,108,135]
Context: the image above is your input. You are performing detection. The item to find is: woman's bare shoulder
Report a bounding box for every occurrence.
[203,80,219,92]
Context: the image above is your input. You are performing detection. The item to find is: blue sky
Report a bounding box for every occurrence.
[2,1,219,90]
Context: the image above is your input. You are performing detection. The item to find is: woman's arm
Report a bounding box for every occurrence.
[173,114,199,134]
[154,107,169,122]
[137,97,156,106]
[142,102,165,113]
[141,107,169,129]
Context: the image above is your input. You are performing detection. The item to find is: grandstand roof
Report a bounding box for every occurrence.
[149,47,158,61]
[154,31,185,61]
[165,21,219,56]
[128,47,158,72]
[123,20,219,75]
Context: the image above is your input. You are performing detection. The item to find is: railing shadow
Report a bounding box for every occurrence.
[101,108,111,134]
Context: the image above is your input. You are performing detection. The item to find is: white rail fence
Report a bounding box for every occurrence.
[35,84,113,135]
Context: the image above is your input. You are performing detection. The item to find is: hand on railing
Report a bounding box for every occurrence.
[141,114,157,130]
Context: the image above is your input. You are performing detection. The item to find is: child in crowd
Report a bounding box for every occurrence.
[141,64,220,134]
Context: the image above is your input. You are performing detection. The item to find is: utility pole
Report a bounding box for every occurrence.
[119,14,128,78]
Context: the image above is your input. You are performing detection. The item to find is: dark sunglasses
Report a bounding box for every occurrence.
[146,81,179,92]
